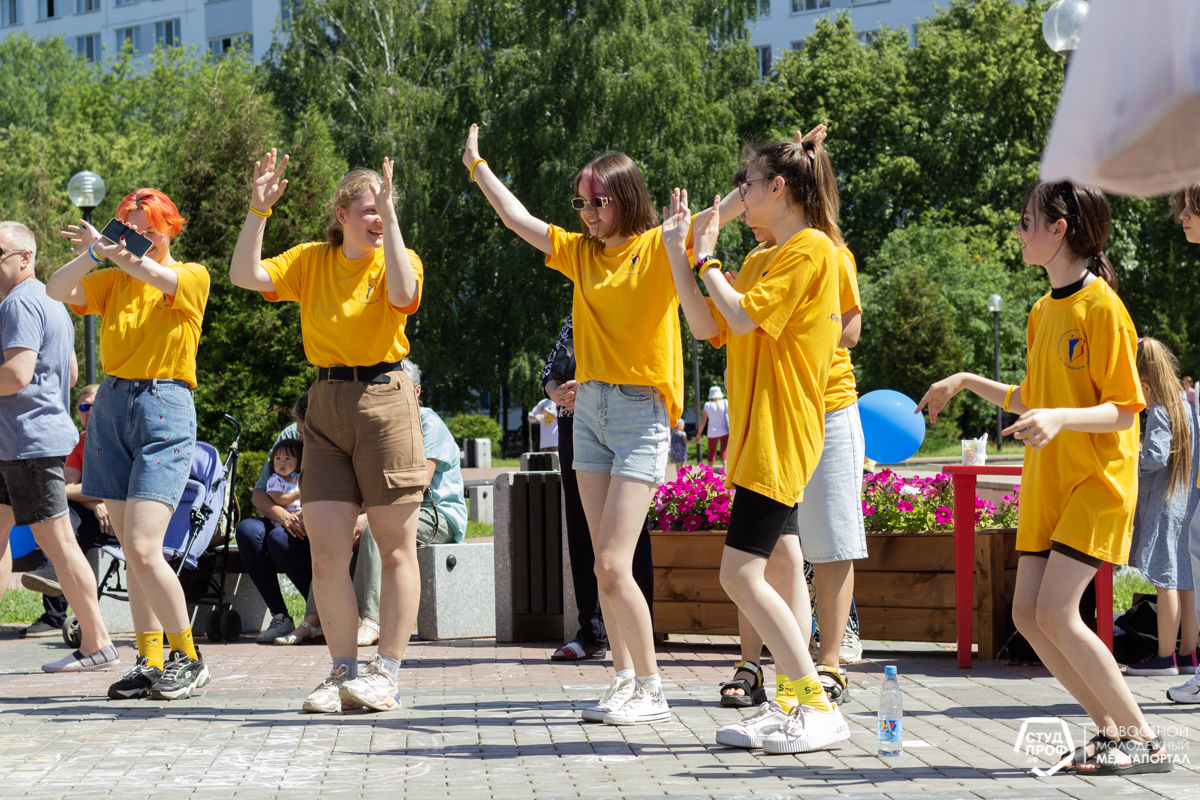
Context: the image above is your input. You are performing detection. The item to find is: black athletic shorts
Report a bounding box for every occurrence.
[725,485,799,559]
[0,456,69,527]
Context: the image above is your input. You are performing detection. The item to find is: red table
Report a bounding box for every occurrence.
[942,464,1113,668]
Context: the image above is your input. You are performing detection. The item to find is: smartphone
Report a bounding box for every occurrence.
[99,218,153,259]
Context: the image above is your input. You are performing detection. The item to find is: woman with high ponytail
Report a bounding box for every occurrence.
[1127,337,1198,680]
[918,181,1169,774]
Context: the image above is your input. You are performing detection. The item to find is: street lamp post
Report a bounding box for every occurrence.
[987,294,1004,452]
[67,171,106,386]
[1042,0,1089,72]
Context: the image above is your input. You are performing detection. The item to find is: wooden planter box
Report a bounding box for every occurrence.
[651,526,1018,659]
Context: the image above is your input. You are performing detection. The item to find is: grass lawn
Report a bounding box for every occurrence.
[0,587,47,625]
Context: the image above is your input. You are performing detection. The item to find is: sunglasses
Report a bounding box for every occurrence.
[78,403,93,412]
[571,196,611,211]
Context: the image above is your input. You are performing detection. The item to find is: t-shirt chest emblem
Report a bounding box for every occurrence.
[356,276,383,306]
[1056,328,1089,369]
[624,252,648,276]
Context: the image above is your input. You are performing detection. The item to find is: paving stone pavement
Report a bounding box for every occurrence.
[1,629,1198,800]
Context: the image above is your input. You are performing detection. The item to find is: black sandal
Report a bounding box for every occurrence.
[817,665,850,705]
[1048,733,1116,775]
[719,661,766,708]
[1091,738,1172,775]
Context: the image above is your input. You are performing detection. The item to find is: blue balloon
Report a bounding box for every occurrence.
[8,525,36,559]
[859,390,926,464]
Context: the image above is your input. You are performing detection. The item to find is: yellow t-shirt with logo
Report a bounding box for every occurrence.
[824,247,862,412]
[71,263,210,387]
[1017,278,1144,563]
[545,224,684,424]
[260,243,423,367]
[707,229,841,506]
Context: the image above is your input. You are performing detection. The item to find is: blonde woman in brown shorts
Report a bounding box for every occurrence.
[230,150,427,713]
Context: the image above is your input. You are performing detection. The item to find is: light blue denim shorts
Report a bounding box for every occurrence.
[81,376,197,509]
[571,381,670,484]
[783,402,868,563]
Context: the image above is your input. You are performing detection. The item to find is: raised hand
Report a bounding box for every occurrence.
[251,148,290,213]
[661,187,691,256]
[59,219,102,257]
[795,123,828,148]
[915,373,965,424]
[463,123,482,169]
[375,156,395,215]
[695,195,722,259]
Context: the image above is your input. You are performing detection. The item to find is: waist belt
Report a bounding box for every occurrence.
[317,362,403,384]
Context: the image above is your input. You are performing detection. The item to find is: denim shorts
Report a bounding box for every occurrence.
[82,376,197,509]
[571,381,670,484]
[782,402,867,563]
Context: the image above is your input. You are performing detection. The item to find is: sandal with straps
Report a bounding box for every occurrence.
[551,638,607,661]
[357,618,381,647]
[275,620,324,646]
[1048,733,1117,775]
[719,661,767,708]
[1091,737,1173,775]
[817,665,851,706]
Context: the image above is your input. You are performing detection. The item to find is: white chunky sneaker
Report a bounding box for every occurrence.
[581,675,635,722]
[303,665,355,713]
[839,628,863,663]
[257,613,295,643]
[339,654,402,712]
[1167,673,1200,703]
[716,701,789,749]
[602,680,671,726]
[761,703,851,754]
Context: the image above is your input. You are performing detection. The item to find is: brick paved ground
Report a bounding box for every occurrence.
[1,627,1197,800]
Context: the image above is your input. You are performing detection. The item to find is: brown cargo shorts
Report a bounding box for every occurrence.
[301,371,428,507]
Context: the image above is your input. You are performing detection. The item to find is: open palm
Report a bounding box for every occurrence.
[661,188,691,255]
[252,148,290,212]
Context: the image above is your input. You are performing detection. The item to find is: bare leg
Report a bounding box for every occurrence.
[729,536,810,697]
[721,547,816,682]
[107,498,186,633]
[27,511,112,653]
[813,559,854,669]
[577,471,657,676]
[1156,588,1182,659]
[303,500,359,659]
[0,525,10,607]
[366,502,422,662]
[1181,589,1198,655]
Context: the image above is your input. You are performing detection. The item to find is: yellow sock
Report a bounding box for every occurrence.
[166,627,198,660]
[137,631,165,670]
[790,672,834,712]
[775,673,797,713]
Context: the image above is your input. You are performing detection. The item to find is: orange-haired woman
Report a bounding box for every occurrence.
[48,189,211,702]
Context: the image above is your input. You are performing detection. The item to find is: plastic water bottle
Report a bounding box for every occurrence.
[877,665,903,757]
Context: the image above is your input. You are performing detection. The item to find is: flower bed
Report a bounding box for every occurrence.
[862,469,1019,532]
[650,465,731,531]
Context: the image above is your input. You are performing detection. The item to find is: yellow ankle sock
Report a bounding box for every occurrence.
[775,673,797,713]
[166,628,198,660]
[790,672,833,712]
[137,631,165,670]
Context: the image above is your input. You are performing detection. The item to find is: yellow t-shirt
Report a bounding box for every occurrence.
[707,229,841,505]
[545,224,684,424]
[824,247,862,412]
[1017,278,1145,563]
[71,263,210,387]
[260,243,424,367]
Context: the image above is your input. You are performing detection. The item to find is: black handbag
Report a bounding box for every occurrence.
[550,337,575,384]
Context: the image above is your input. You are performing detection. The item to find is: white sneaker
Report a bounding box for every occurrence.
[257,613,295,643]
[761,703,851,754]
[303,665,354,713]
[581,675,635,722]
[339,654,402,711]
[840,628,863,663]
[602,680,671,725]
[1167,673,1200,703]
[716,701,789,749]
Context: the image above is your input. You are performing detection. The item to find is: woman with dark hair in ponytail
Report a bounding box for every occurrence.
[918,181,1168,775]
[663,137,848,754]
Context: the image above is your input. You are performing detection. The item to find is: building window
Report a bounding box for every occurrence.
[757,0,770,17]
[280,0,296,28]
[1,0,23,26]
[756,45,772,78]
[793,0,830,11]
[114,0,137,6]
[209,32,253,56]
[77,33,100,61]
[77,0,99,11]
[155,18,181,47]
[791,40,806,52]
[38,0,62,20]
[857,30,878,45]
[115,26,140,54]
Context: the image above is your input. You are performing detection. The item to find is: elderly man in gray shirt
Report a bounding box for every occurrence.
[0,221,117,673]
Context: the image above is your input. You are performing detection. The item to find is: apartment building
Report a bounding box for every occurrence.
[0,0,290,62]
[749,0,943,76]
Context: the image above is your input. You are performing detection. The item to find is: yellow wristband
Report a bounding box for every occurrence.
[249,204,272,219]
[469,158,487,182]
[698,258,722,278]
[1003,385,1015,413]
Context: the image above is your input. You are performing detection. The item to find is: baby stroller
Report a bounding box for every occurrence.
[64,413,244,646]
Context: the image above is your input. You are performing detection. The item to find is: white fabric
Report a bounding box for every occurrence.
[703,399,730,437]
[529,398,559,448]
[1040,0,1200,196]
[266,473,301,511]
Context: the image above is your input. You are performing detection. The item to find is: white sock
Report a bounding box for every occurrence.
[615,669,635,681]
[635,674,661,690]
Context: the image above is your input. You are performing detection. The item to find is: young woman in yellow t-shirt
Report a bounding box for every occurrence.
[229,152,428,715]
[918,181,1167,775]
[48,189,212,700]
[663,139,849,754]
